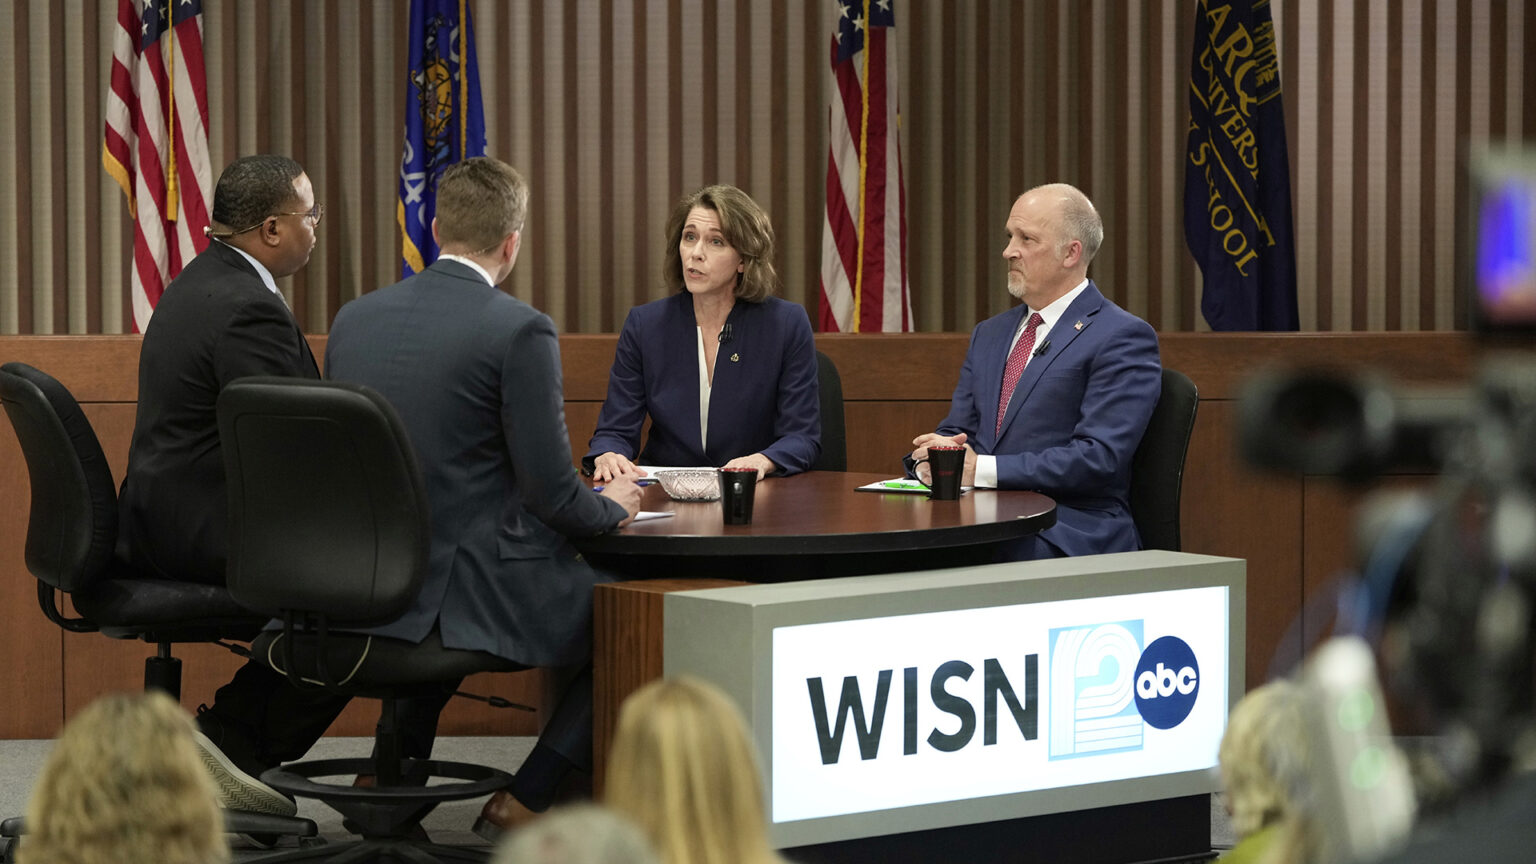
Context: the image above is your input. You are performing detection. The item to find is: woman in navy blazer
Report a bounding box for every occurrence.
[585,185,821,481]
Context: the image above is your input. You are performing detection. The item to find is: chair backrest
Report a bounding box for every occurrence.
[217,377,430,625]
[1130,368,1199,552]
[0,362,119,592]
[812,350,848,472]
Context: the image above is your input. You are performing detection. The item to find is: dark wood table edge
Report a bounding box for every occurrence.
[575,505,1057,557]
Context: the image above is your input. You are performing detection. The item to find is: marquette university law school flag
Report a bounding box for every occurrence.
[1184,0,1299,331]
[399,0,487,276]
[103,0,213,333]
[819,0,912,333]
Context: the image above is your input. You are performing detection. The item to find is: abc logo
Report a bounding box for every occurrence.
[1133,636,1199,729]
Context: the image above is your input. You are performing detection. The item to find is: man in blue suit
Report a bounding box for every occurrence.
[910,183,1161,559]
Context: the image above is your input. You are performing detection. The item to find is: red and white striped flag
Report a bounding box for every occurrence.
[103,0,213,333]
[819,0,911,333]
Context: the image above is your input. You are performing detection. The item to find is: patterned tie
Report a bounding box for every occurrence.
[996,312,1044,436]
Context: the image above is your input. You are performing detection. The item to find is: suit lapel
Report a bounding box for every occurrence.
[995,283,1104,439]
[672,294,706,453]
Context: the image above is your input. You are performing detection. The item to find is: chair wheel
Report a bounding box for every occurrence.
[241,832,282,849]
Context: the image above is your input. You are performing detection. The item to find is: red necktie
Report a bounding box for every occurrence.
[996,312,1043,436]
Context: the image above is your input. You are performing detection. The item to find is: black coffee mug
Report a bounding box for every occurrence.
[912,445,965,500]
[720,467,759,524]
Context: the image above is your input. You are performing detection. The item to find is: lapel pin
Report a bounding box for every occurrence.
[731,353,740,363]
[1073,320,1084,331]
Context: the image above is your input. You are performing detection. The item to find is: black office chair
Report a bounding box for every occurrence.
[219,376,526,863]
[0,362,317,862]
[812,350,848,472]
[1130,367,1200,552]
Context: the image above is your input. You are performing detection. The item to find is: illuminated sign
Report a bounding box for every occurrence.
[770,586,1229,824]
[662,550,1245,848]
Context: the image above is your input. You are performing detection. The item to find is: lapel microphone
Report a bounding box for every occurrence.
[1032,339,1051,358]
[719,323,733,343]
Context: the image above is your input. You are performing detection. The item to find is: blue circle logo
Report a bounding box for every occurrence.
[1133,636,1200,729]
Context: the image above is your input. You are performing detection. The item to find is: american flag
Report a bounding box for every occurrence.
[103,0,213,333]
[819,0,911,333]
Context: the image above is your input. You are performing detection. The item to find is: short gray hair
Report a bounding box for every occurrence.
[1027,182,1103,265]
[492,805,659,864]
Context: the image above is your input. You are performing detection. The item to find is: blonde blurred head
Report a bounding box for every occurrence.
[19,691,227,864]
[491,804,658,864]
[604,676,785,864]
[1218,679,1320,864]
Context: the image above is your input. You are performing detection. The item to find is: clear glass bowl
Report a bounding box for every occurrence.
[655,468,721,502]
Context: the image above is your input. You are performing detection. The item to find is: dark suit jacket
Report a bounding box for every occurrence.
[928,281,1161,557]
[119,241,318,583]
[324,260,628,667]
[583,292,821,474]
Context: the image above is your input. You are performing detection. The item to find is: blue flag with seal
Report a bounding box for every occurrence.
[398,0,487,276]
[1183,0,1299,331]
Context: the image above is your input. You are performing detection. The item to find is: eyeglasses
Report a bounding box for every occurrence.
[208,203,326,240]
[274,202,325,228]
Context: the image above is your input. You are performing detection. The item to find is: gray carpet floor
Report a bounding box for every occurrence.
[2,736,1234,860]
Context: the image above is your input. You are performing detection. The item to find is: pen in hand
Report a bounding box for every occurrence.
[592,479,655,493]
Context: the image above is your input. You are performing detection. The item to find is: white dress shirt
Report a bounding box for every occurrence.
[220,241,283,299]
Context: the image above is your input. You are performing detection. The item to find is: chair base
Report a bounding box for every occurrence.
[247,756,510,863]
[0,817,20,864]
[227,810,324,847]
[0,812,320,864]
[245,836,492,863]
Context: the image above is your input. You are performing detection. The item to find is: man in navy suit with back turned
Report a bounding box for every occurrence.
[120,154,345,818]
[121,155,462,820]
[325,156,643,837]
[908,183,1161,560]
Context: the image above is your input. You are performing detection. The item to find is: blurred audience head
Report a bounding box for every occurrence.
[605,676,783,864]
[1218,679,1319,863]
[20,690,227,864]
[492,804,658,864]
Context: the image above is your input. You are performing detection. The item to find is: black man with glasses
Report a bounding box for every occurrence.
[119,154,348,819]
[121,153,322,588]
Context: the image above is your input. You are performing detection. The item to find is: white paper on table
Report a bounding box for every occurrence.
[631,511,676,522]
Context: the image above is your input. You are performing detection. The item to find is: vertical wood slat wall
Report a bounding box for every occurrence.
[1,0,1532,336]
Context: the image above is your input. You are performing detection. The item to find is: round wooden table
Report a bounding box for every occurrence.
[576,471,1056,580]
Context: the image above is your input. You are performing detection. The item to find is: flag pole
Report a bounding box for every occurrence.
[851,0,873,334]
[164,0,179,222]
[459,0,468,158]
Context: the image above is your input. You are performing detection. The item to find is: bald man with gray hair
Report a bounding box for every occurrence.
[908,182,1162,560]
